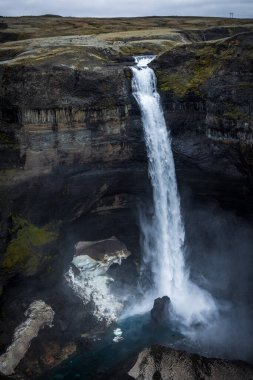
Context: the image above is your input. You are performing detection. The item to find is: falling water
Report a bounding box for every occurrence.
[131,56,216,326]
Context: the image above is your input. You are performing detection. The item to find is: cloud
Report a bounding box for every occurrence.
[0,0,252,18]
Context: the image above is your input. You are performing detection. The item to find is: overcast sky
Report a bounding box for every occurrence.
[0,0,252,18]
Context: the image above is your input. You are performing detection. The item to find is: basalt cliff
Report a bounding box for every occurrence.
[0,16,253,379]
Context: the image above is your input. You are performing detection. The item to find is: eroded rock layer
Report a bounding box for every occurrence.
[0,15,253,379]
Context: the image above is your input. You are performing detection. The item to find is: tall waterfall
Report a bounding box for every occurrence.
[131,56,216,326]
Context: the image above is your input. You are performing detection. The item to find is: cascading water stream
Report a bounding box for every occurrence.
[131,56,217,327]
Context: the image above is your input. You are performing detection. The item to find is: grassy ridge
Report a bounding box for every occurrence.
[1,16,253,41]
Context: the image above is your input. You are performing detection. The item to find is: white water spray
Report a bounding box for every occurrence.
[131,56,217,326]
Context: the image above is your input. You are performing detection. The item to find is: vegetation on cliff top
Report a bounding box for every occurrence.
[1,16,253,67]
[1,16,252,41]
[156,33,253,97]
[156,44,216,96]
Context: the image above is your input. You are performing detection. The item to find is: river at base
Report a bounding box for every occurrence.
[40,312,198,380]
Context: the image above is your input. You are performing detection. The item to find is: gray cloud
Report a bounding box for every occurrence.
[0,0,252,18]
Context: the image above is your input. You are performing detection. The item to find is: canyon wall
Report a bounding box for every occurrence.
[0,17,253,378]
[153,32,253,212]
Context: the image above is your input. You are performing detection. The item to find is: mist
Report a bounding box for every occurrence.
[180,194,253,362]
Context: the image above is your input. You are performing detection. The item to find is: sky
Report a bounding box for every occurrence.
[0,0,252,18]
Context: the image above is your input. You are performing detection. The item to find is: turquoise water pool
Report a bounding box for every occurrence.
[41,313,187,380]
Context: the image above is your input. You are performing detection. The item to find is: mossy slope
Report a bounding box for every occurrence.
[2,216,58,276]
[155,32,253,97]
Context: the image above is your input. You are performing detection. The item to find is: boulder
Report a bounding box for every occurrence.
[65,237,131,325]
[74,236,131,263]
[128,345,253,380]
[0,300,54,376]
[151,296,171,324]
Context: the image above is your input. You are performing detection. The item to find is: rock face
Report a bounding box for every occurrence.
[40,341,77,369]
[128,345,253,380]
[153,32,253,210]
[0,16,253,379]
[0,24,146,379]
[151,296,171,324]
[0,300,54,376]
[1,19,253,292]
[65,237,131,325]
[0,34,147,271]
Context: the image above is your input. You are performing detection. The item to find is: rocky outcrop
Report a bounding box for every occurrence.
[0,39,147,263]
[153,32,253,210]
[155,32,253,149]
[128,345,253,380]
[40,341,76,369]
[156,34,252,139]
[0,33,145,379]
[0,16,253,380]
[151,296,171,324]
[65,237,131,325]
[0,36,146,292]
[0,300,54,376]
[1,21,253,292]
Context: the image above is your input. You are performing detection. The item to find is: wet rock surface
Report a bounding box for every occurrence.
[128,345,253,380]
[151,296,171,324]
[65,237,131,325]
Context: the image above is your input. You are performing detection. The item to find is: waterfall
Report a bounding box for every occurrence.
[131,56,216,326]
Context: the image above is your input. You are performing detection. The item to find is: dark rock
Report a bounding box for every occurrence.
[74,236,131,261]
[153,31,253,212]
[0,16,253,380]
[128,345,253,380]
[151,296,171,324]
[0,300,54,376]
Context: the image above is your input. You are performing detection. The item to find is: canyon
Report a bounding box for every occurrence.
[0,15,253,379]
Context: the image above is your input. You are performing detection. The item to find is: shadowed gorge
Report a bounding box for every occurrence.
[0,14,253,380]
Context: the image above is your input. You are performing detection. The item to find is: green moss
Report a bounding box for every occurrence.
[124,68,132,80]
[157,62,217,96]
[157,71,190,96]
[0,131,19,149]
[0,168,18,175]
[223,105,248,121]
[239,82,253,89]
[157,44,222,96]
[0,169,20,185]
[155,34,253,97]
[120,45,154,56]
[190,60,218,92]
[2,216,58,276]
[119,40,176,56]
